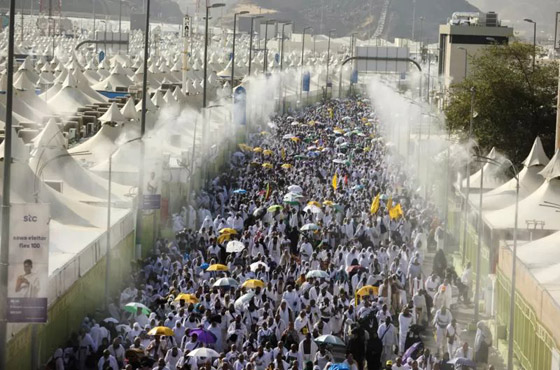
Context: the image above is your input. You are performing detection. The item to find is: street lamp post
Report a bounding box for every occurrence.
[458,47,468,79]
[280,22,292,71]
[263,20,276,73]
[248,15,263,76]
[524,18,536,71]
[325,29,335,99]
[462,87,476,265]
[203,2,225,108]
[0,1,16,367]
[231,11,249,92]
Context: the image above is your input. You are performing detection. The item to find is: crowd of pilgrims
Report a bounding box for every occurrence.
[46,98,493,370]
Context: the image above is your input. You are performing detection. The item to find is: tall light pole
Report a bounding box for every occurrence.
[248,15,263,76]
[263,20,276,73]
[231,10,249,92]
[0,1,16,368]
[524,18,536,71]
[301,26,312,67]
[462,87,476,265]
[280,21,292,71]
[118,0,123,52]
[325,29,336,99]
[203,2,225,108]
[458,47,468,79]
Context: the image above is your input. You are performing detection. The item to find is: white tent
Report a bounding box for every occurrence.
[478,137,549,210]
[484,149,560,231]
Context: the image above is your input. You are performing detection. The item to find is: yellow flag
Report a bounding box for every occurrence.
[370,193,380,214]
[386,196,392,212]
[281,148,286,160]
[389,204,403,220]
[332,173,338,191]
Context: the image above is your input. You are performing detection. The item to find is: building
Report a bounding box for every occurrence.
[438,12,514,87]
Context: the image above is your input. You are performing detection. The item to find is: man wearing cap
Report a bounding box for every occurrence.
[433,306,453,356]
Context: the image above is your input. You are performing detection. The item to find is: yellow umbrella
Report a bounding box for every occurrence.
[242,279,265,289]
[290,137,300,142]
[308,120,315,126]
[250,161,261,167]
[219,228,237,235]
[217,233,232,244]
[307,201,322,208]
[148,326,175,336]
[281,164,293,169]
[253,147,263,153]
[356,285,379,297]
[207,264,229,272]
[174,293,199,304]
[262,162,273,169]
[263,149,274,156]
[323,200,335,206]
[260,131,268,135]
[238,143,253,152]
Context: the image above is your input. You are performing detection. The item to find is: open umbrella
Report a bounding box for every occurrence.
[249,261,269,272]
[226,240,245,253]
[351,184,364,190]
[253,147,263,153]
[267,205,283,213]
[262,162,273,169]
[188,328,217,344]
[103,317,119,324]
[207,264,229,272]
[346,265,366,274]
[148,326,174,337]
[283,134,296,140]
[263,149,274,156]
[306,270,330,279]
[233,189,247,194]
[253,207,266,218]
[242,279,266,289]
[303,205,322,214]
[234,292,255,311]
[288,185,304,194]
[447,358,477,368]
[124,302,150,315]
[300,223,320,231]
[219,228,237,235]
[307,201,322,207]
[187,347,221,358]
[213,277,239,288]
[314,335,345,347]
[175,293,199,304]
[356,285,378,297]
[281,163,293,169]
[200,263,210,270]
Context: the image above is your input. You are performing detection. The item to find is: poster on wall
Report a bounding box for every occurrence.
[7,203,50,323]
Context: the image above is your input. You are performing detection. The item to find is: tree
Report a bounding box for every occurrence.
[444,42,558,165]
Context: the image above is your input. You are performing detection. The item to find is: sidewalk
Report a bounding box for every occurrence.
[418,248,507,370]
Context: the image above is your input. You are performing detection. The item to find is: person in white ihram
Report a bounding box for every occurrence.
[433,306,453,356]
[15,259,40,298]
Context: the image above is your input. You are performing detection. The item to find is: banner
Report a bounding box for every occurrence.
[351,70,358,84]
[233,86,247,126]
[302,72,311,92]
[7,203,49,322]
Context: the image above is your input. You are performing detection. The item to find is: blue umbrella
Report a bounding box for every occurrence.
[329,364,349,370]
[200,263,209,270]
[351,184,364,190]
[233,189,247,194]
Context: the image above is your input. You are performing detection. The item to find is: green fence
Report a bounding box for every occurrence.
[496,271,555,370]
[7,232,135,370]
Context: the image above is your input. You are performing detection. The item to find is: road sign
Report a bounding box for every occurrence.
[143,194,161,210]
[183,15,191,38]
[302,72,310,92]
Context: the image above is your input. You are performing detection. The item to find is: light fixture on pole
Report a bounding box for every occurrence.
[458,47,468,79]
[203,2,225,108]
[263,20,277,73]
[280,21,292,71]
[462,87,476,265]
[523,18,536,71]
[248,15,263,76]
[231,10,249,92]
[0,0,16,368]
[325,29,336,99]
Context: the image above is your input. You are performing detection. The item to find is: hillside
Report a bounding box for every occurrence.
[231,0,479,42]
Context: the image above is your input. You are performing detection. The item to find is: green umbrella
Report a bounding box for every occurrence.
[267,205,284,213]
[124,302,151,315]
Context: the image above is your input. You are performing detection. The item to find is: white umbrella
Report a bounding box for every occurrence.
[303,205,322,214]
[288,185,303,194]
[187,348,221,358]
[226,240,245,253]
[250,261,269,272]
[301,223,320,231]
[103,317,119,324]
[283,134,296,140]
[234,291,255,311]
[306,270,329,279]
[213,277,239,288]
